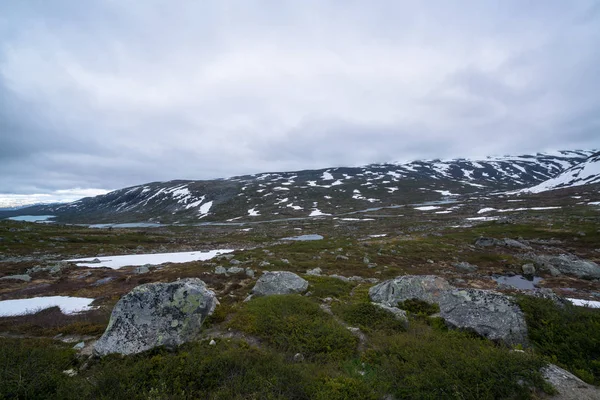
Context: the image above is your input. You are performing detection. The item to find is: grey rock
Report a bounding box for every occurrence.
[542,364,600,400]
[229,259,241,265]
[329,274,350,282]
[227,266,244,274]
[306,267,322,276]
[521,263,536,276]
[219,254,235,260]
[439,288,528,346]
[502,238,532,250]
[371,303,409,328]
[369,275,452,306]
[134,266,150,274]
[453,262,478,272]
[336,255,349,261]
[0,274,31,282]
[258,261,271,267]
[251,271,308,296]
[426,259,434,264]
[526,288,568,307]
[245,268,255,278]
[94,278,217,356]
[209,339,216,346]
[280,259,290,264]
[293,353,305,362]
[370,275,528,346]
[89,258,102,264]
[532,254,600,279]
[214,266,227,275]
[93,277,115,286]
[474,237,502,247]
[363,257,370,264]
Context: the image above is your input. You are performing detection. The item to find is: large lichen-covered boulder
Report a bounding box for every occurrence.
[370,275,528,346]
[439,288,528,346]
[531,254,600,280]
[369,275,452,306]
[94,278,217,356]
[251,271,308,296]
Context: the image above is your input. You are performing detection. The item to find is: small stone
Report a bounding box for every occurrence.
[63,369,77,377]
[245,268,255,278]
[229,259,241,265]
[134,266,150,274]
[209,339,216,346]
[336,255,349,261]
[280,259,290,264]
[363,257,370,264]
[306,267,322,276]
[522,263,536,276]
[293,353,305,362]
[227,266,244,274]
[427,259,434,264]
[214,266,227,275]
[259,261,271,267]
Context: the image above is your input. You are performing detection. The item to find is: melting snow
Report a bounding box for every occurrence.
[0,296,95,316]
[321,171,334,180]
[309,209,331,217]
[66,249,234,269]
[198,201,213,216]
[434,190,458,196]
[467,216,500,221]
[477,208,496,214]
[248,208,260,216]
[567,298,600,308]
[414,206,441,211]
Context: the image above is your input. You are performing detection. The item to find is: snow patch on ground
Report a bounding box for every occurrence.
[309,209,331,217]
[478,208,496,214]
[248,208,260,216]
[414,206,441,211]
[66,249,234,269]
[321,171,334,180]
[567,298,600,308]
[0,296,95,316]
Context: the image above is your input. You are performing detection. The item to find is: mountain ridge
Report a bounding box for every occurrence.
[1,149,597,224]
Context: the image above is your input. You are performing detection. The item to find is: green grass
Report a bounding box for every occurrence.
[305,276,356,298]
[397,298,440,316]
[333,302,407,333]
[518,296,600,384]
[229,295,358,361]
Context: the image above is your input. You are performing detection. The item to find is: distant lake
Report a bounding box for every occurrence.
[281,234,324,241]
[7,215,55,222]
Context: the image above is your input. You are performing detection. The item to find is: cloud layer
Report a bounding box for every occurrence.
[1,0,599,193]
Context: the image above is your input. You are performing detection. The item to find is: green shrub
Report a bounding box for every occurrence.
[397,298,440,316]
[0,338,83,399]
[306,276,355,298]
[364,323,550,399]
[229,295,357,361]
[333,302,407,333]
[518,295,600,384]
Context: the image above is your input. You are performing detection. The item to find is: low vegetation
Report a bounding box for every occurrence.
[518,296,600,384]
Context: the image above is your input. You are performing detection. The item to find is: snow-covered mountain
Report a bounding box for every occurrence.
[1,150,596,223]
[518,152,600,193]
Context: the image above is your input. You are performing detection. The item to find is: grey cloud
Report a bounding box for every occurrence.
[0,0,599,194]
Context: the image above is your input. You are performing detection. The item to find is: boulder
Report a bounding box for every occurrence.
[251,271,308,296]
[94,278,217,356]
[474,237,502,247]
[532,254,600,279]
[134,265,150,274]
[370,275,528,346]
[542,364,600,400]
[502,238,531,250]
[227,266,244,274]
[369,275,452,306]
[214,266,227,275]
[306,267,322,276]
[439,288,528,346]
[521,263,536,276]
[0,274,31,282]
[453,262,478,272]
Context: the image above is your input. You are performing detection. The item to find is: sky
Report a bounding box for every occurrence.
[1,0,599,201]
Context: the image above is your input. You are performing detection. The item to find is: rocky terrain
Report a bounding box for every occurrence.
[0,149,599,399]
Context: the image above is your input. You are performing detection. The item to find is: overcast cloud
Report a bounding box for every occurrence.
[1,0,599,195]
